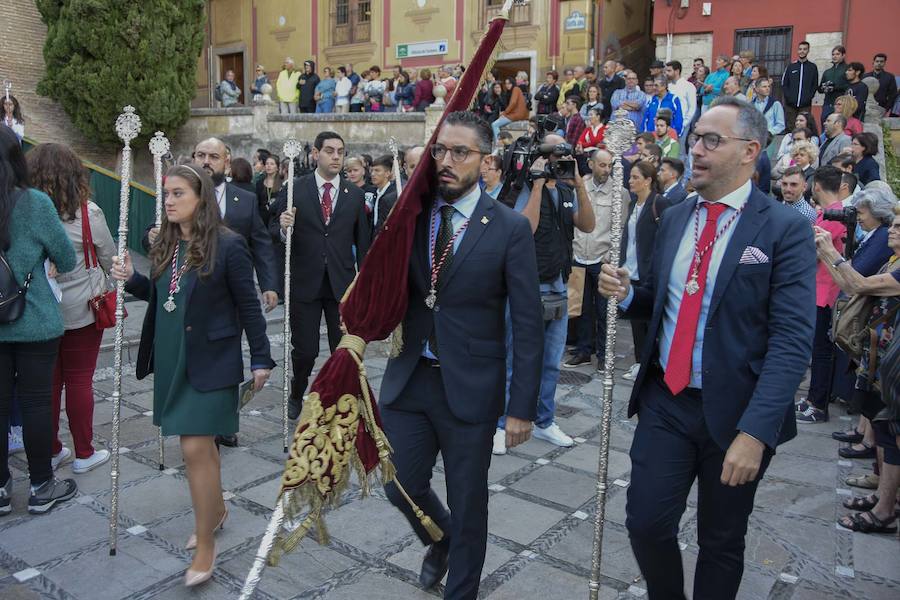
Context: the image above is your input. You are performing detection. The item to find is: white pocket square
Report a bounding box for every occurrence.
[739,246,770,265]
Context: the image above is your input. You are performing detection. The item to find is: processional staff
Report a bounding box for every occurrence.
[109,106,141,556]
[588,109,636,598]
[280,138,302,454]
[148,131,170,471]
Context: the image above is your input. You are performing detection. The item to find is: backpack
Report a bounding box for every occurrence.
[0,192,32,324]
[214,82,223,102]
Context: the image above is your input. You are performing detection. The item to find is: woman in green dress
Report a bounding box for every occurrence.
[112,165,274,587]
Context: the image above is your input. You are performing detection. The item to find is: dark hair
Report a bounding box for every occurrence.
[847,61,865,74]
[503,76,516,87]
[372,154,394,170]
[255,148,271,163]
[584,66,595,75]
[795,111,819,138]
[830,154,855,169]
[369,65,381,75]
[498,131,514,142]
[636,132,656,145]
[841,171,858,191]
[2,94,24,123]
[812,165,843,194]
[229,157,254,183]
[782,165,806,180]
[853,132,878,156]
[150,165,223,280]
[443,111,493,153]
[655,108,672,126]
[546,70,559,81]
[361,153,373,167]
[398,70,410,85]
[874,53,887,61]
[792,127,812,139]
[26,143,90,222]
[660,157,684,178]
[693,57,705,64]
[833,45,846,55]
[643,143,663,161]
[338,66,347,75]
[631,160,659,193]
[314,131,344,150]
[798,41,810,48]
[0,126,28,250]
[485,154,503,171]
[565,95,582,109]
[666,60,682,74]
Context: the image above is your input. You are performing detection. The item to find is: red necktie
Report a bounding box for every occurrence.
[664,202,728,396]
[321,182,334,224]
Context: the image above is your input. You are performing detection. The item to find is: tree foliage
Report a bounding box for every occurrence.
[37,0,205,146]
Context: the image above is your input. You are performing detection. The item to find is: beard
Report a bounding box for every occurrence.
[206,168,226,187]
[438,170,480,202]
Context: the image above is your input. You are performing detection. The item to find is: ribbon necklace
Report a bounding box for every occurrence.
[163,242,190,312]
[684,202,744,296]
[425,206,469,309]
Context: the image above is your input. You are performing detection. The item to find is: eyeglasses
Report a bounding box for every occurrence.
[688,132,754,151]
[431,144,485,162]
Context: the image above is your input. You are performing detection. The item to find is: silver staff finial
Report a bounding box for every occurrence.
[2,80,10,103]
[115,106,141,144]
[283,138,302,159]
[148,131,170,157]
[604,109,637,156]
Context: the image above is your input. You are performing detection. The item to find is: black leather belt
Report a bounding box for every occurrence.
[419,357,441,368]
[648,361,702,398]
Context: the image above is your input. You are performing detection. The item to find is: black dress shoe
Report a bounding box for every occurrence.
[832,429,864,443]
[839,443,875,459]
[419,540,450,590]
[288,397,302,420]
[215,434,238,448]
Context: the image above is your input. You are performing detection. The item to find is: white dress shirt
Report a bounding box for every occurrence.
[215,182,227,218]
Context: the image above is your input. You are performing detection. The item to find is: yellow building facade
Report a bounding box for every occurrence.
[194,1,651,107]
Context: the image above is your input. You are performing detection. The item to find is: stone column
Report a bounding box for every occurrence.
[424,105,443,145]
[253,101,275,139]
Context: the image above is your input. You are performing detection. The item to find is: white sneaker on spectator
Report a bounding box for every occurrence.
[8,426,24,455]
[532,422,574,447]
[51,447,72,471]
[73,449,110,474]
[623,363,641,380]
[492,428,507,455]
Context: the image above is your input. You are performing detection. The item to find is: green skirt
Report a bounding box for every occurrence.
[152,246,238,436]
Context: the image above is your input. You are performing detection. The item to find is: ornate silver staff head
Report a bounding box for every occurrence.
[2,80,10,102]
[604,109,637,157]
[283,138,302,160]
[148,130,170,158]
[115,105,141,145]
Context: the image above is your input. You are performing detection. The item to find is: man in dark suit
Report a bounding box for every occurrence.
[369,153,397,237]
[658,157,688,205]
[600,97,816,600]
[273,131,371,420]
[379,112,543,599]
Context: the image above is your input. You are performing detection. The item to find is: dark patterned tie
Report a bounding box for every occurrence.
[429,205,456,358]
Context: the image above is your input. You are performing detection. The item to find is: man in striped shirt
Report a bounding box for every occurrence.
[780,166,817,224]
[610,70,647,131]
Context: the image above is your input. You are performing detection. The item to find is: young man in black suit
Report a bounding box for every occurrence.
[272,131,371,420]
[379,111,543,599]
[369,153,397,237]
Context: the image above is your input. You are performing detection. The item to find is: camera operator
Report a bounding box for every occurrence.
[797,166,848,424]
[493,133,595,453]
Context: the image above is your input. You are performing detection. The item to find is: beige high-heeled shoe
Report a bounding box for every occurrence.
[185,506,228,550]
[184,543,216,588]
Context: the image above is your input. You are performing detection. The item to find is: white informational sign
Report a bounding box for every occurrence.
[565,10,586,31]
[396,40,449,59]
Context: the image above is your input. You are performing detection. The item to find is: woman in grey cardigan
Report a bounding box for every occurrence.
[28,143,117,475]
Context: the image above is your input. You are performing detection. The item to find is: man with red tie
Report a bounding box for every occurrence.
[600,97,816,600]
[272,131,371,419]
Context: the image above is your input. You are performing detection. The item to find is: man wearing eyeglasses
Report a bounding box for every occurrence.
[379,111,543,599]
[599,97,816,599]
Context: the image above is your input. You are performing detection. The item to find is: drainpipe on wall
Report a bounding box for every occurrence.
[207,0,214,108]
[841,0,851,47]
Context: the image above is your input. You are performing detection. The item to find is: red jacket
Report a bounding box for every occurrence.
[413,79,435,109]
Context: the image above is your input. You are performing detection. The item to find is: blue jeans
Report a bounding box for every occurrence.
[316,99,334,113]
[498,297,568,430]
[492,116,512,142]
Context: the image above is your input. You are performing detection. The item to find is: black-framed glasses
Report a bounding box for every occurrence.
[431,144,485,162]
[688,132,754,151]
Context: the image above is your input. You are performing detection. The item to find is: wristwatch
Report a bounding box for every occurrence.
[832,257,848,268]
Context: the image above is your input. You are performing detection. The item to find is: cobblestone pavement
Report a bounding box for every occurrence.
[1,294,898,599]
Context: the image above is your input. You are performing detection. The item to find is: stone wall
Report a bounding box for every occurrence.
[655,33,714,69]
[172,105,428,162]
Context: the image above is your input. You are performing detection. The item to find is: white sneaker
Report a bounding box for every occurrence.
[622,363,641,380]
[8,426,24,455]
[532,422,574,447]
[73,449,110,474]
[51,447,72,471]
[492,428,507,455]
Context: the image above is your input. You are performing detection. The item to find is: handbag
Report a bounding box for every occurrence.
[81,203,124,330]
[0,191,31,324]
[567,266,585,318]
[541,292,567,322]
[832,258,900,359]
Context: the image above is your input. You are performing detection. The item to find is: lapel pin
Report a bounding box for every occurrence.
[344,188,349,194]
[233,196,239,202]
[481,216,490,225]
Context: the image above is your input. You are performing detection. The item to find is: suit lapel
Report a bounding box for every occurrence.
[707,190,768,320]
[654,197,695,307]
[442,194,493,288]
[328,179,348,224]
[223,183,244,230]
[410,202,431,292]
[306,177,326,229]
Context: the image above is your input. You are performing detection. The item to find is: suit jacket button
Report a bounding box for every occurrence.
[324,232,329,237]
[185,326,192,332]
[434,305,440,312]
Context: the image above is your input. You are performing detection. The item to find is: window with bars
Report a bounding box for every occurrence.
[331,0,370,45]
[734,27,793,81]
